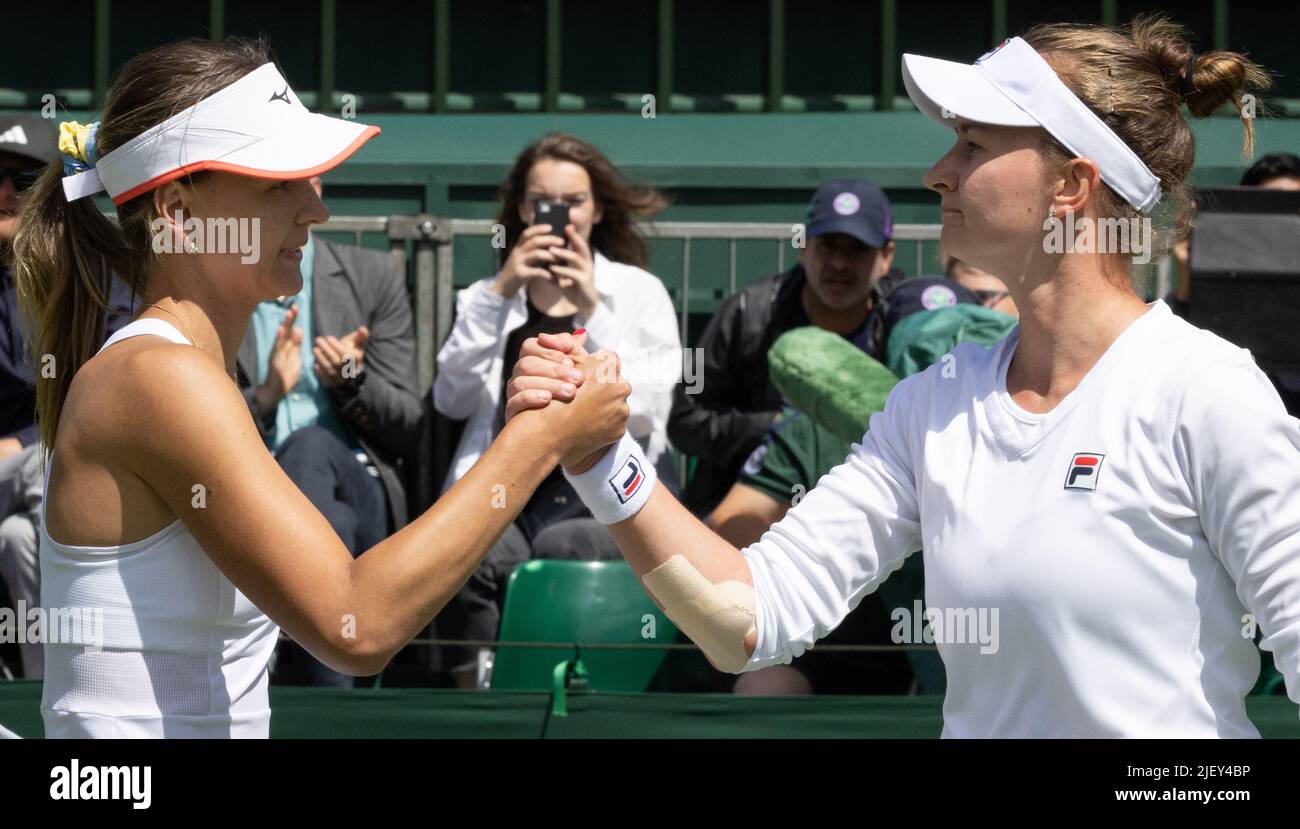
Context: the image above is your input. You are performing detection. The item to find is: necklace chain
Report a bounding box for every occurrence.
[143,302,237,385]
[145,302,199,345]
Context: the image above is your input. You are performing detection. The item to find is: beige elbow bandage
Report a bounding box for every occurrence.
[641,554,756,674]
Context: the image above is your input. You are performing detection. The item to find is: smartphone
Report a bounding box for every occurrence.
[532,200,569,275]
[533,199,570,242]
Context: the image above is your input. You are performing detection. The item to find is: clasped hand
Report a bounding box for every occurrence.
[504,331,630,473]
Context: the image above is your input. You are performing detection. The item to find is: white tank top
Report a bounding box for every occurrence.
[39,318,281,738]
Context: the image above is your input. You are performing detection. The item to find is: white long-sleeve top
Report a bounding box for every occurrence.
[741,300,1300,737]
[434,250,680,494]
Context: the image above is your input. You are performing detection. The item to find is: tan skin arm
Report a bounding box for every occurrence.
[706,483,789,549]
[610,485,759,658]
[505,331,759,661]
[113,343,629,676]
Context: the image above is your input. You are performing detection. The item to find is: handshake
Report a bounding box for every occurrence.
[504,330,632,474]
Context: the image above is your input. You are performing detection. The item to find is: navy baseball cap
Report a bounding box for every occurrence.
[805,179,893,248]
[880,278,981,339]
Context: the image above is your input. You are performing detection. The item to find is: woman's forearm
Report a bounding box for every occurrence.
[345,412,562,662]
[497,328,762,668]
[609,482,759,660]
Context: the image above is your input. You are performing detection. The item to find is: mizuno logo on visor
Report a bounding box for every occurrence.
[975,39,1011,63]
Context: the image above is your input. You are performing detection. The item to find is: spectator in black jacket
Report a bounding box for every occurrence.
[668,179,899,516]
[1,114,138,678]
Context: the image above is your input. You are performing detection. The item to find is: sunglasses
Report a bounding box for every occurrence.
[0,166,43,192]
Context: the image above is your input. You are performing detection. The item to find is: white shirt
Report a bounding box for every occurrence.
[434,250,680,494]
[41,319,280,738]
[741,301,1300,737]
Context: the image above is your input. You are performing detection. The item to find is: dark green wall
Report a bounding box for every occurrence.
[3,1,1299,109]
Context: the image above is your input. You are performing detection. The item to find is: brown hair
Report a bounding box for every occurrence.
[11,37,272,452]
[496,132,667,269]
[1024,14,1270,265]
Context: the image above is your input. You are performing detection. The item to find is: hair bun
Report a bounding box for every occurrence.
[1183,52,1270,119]
[1128,14,1269,154]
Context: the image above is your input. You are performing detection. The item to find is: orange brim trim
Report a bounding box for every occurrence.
[110,125,381,205]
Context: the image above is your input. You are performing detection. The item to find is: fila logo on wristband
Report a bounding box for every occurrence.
[609,456,645,503]
[564,432,656,524]
[1065,452,1105,491]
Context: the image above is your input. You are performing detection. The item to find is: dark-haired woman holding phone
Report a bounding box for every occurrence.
[433,132,680,686]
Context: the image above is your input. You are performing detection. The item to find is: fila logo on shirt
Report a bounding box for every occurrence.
[608,455,645,504]
[1064,452,1105,491]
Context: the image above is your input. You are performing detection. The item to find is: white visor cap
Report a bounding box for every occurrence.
[63,62,380,205]
[901,37,1161,214]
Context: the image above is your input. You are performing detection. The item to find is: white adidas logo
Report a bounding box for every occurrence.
[0,125,29,145]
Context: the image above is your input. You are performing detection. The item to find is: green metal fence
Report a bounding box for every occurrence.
[318,215,955,502]
[316,215,955,399]
[316,214,1168,399]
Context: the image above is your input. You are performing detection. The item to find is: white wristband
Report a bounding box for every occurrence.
[562,432,656,525]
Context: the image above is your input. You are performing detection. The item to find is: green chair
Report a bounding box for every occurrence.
[489,560,678,694]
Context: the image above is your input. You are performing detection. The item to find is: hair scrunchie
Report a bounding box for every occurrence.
[58,120,100,177]
[1179,53,1199,99]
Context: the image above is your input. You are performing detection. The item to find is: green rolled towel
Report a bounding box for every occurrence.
[885,305,1019,380]
[768,326,900,445]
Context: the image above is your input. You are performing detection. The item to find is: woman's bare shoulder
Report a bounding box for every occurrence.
[63,337,247,463]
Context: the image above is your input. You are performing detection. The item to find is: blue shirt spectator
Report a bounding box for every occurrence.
[250,235,354,453]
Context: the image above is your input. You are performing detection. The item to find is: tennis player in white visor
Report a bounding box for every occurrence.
[504,15,1300,737]
[14,37,632,738]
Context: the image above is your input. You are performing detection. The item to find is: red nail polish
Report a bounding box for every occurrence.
[573,328,586,336]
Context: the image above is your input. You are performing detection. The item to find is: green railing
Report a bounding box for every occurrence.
[314,216,951,505]
[314,216,960,399]
[315,215,1169,401]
